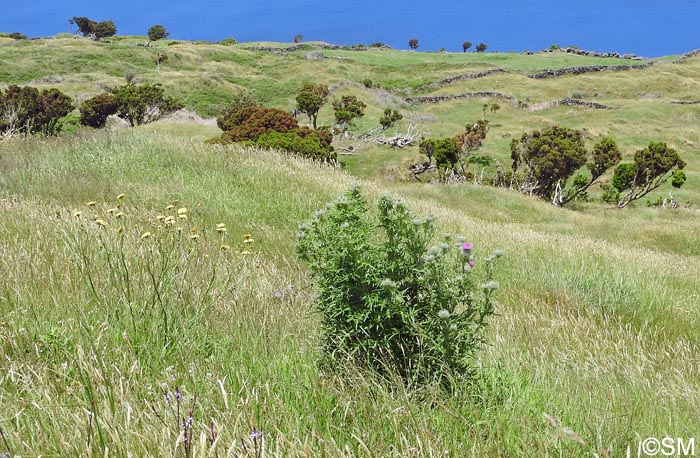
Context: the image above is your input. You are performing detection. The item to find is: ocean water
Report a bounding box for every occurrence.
[2,0,699,57]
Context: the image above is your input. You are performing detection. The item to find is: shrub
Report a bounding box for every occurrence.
[0,85,73,137]
[220,106,297,142]
[379,107,402,130]
[297,186,502,387]
[216,92,258,131]
[255,127,335,162]
[219,38,237,46]
[80,93,119,128]
[613,142,686,207]
[362,79,373,88]
[147,24,169,43]
[112,83,183,126]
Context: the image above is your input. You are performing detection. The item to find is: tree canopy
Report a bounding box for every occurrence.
[112,84,182,126]
[613,142,686,207]
[295,83,329,129]
[510,126,588,200]
[147,25,169,43]
[0,85,73,137]
[73,17,116,40]
[332,95,366,131]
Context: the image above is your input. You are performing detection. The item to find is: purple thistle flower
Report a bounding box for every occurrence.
[469,260,475,267]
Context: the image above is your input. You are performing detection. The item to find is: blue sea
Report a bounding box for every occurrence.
[2,0,699,57]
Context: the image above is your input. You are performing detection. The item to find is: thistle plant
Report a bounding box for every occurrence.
[297,186,502,388]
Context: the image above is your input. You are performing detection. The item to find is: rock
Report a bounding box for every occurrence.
[305,51,324,60]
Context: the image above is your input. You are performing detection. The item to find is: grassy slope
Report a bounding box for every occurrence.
[1,37,700,456]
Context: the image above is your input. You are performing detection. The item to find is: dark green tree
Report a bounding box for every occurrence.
[93,20,116,39]
[294,34,303,43]
[462,41,472,52]
[613,142,687,207]
[379,108,402,130]
[408,38,419,50]
[0,85,72,137]
[73,17,95,37]
[74,17,116,39]
[476,43,487,52]
[420,137,459,171]
[112,83,182,126]
[553,136,621,206]
[510,126,587,200]
[332,95,366,131]
[295,83,329,129]
[80,93,119,128]
[147,24,169,44]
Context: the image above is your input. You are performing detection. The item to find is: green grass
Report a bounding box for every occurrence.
[0,128,699,456]
[2,37,700,456]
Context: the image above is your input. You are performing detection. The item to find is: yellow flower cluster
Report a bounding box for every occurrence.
[70,195,256,256]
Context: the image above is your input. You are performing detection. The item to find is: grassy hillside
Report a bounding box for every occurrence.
[1,36,699,456]
[4,35,697,201]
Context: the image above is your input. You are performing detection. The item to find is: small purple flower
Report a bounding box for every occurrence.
[164,392,171,404]
[251,428,263,441]
[175,388,181,401]
[461,243,473,256]
[469,260,475,267]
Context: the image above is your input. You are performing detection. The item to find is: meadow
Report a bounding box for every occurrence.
[1,36,699,457]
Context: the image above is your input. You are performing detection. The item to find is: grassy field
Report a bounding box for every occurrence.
[1,36,699,457]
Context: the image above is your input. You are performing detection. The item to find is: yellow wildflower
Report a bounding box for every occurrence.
[86,201,97,207]
[116,194,126,200]
[141,232,152,239]
[116,226,124,234]
[217,227,227,233]
[107,208,117,214]
[190,234,200,241]
[220,244,231,251]
[241,250,252,255]
[178,214,188,220]
[243,237,254,243]
[157,215,166,221]
[217,223,226,228]
[165,204,175,211]
[164,215,175,223]
[73,210,82,218]
[116,212,125,218]
[176,227,183,233]
[177,207,188,215]
[95,219,107,227]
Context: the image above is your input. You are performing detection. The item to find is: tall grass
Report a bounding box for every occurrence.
[0,129,698,456]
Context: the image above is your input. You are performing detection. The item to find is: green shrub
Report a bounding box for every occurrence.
[80,93,118,128]
[219,38,237,46]
[255,127,335,162]
[112,83,183,126]
[297,186,502,387]
[0,85,73,137]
